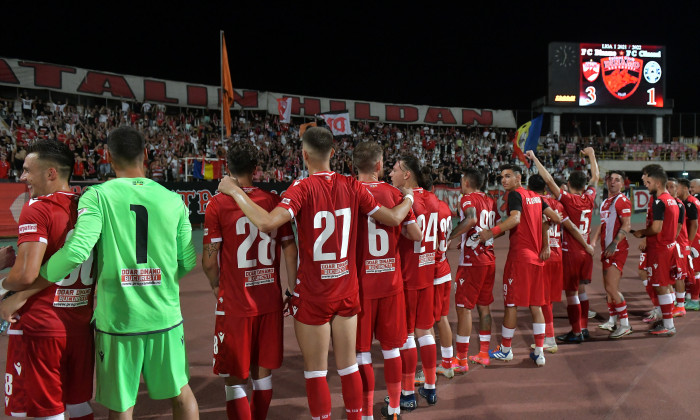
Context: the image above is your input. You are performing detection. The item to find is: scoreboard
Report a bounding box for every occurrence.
[548,42,665,108]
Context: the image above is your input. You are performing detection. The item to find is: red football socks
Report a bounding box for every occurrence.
[304,372,331,420]
[338,365,363,420]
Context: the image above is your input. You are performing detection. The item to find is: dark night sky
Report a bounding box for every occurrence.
[3,2,699,112]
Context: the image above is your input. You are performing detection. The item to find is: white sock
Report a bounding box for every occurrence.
[663,317,674,329]
[36,415,65,420]
[620,317,630,327]
[67,402,93,417]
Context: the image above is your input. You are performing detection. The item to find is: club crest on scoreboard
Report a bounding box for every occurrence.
[582,61,600,82]
[600,56,643,100]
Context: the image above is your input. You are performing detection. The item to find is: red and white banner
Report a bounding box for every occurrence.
[0,57,517,128]
[276,97,292,123]
[632,188,650,213]
[318,112,352,136]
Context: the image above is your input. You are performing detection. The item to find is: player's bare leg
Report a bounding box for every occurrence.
[108,406,134,420]
[467,305,493,366]
[224,375,252,420]
[490,306,517,361]
[330,315,364,419]
[171,384,199,420]
[294,320,333,419]
[603,268,632,338]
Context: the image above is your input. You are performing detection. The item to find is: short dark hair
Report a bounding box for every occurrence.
[667,177,678,184]
[642,164,662,175]
[399,154,424,188]
[419,167,433,190]
[553,177,566,187]
[568,171,588,190]
[499,164,522,175]
[608,170,625,179]
[353,141,383,174]
[647,167,667,184]
[462,167,483,189]
[28,139,74,181]
[528,173,546,193]
[227,141,258,176]
[678,178,691,189]
[302,127,334,155]
[107,126,145,166]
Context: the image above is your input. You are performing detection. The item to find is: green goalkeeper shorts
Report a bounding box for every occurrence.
[95,323,190,412]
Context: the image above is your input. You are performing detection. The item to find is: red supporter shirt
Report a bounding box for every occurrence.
[599,193,632,252]
[542,195,566,263]
[277,172,381,302]
[436,198,452,264]
[459,191,500,266]
[16,192,94,337]
[398,188,438,290]
[0,160,9,178]
[356,181,416,299]
[506,187,548,266]
[646,192,680,251]
[558,187,596,254]
[203,188,294,317]
[686,195,700,250]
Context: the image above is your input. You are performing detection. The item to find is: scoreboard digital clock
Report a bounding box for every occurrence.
[548,42,666,108]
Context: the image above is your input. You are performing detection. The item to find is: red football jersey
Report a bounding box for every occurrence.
[647,192,680,251]
[203,187,294,317]
[16,192,94,337]
[599,193,632,252]
[435,198,452,264]
[506,187,547,266]
[687,195,700,249]
[277,172,381,302]
[675,197,689,251]
[398,188,439,290]
[356,181,416,299]
[542,195,566,263]
[459,191,500,266]
[558,187,596,254]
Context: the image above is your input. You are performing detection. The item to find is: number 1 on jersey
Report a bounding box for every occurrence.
[130,204,148,264]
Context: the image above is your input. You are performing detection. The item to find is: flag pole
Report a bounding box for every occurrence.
[220,30,224,143]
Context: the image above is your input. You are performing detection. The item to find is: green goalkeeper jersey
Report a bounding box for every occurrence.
[40,178,197,335]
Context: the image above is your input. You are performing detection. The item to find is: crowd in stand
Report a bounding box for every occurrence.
[1,93,695,186]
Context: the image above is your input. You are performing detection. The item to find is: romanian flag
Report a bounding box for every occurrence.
[512,114,543,168]
[221,32,234,138]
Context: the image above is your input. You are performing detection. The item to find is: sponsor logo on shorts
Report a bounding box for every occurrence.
[53,288,91,307]
[365,258,396,274]
[244,268,276,287]
[320,261,350,279]
[14,362,21,376]
[120,268,162,286]
[18,224,37,234]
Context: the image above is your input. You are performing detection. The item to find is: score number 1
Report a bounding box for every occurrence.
[647,88,656,106]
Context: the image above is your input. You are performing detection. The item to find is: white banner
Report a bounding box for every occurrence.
[276,97,292,123]
[0,57,516,128]
[318,112,352,135]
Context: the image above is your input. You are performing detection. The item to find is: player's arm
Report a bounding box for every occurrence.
[591,224,602,248]
[539,221,551,261]
[634,202,664,238]
[3,242,46,291]
[563,219,595,255]
[368,189,414,227]
[40,188,103,283]
[543,206,562,225]
[218,176,292,233]
[282,238,298,293]
[176,203,197,279]
[583,147,599,187]
[201,242,220,296]
[603,216,631,258]
[402,222,423,242]
[449,207,476,242]
[526,150,560,199]
[0,276,53,323]
[0,246,16,271]
[479,210,519,242]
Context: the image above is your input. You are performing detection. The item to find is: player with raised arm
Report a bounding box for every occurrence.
[0,140,95,420]
[351,141,421,420]
[202,142,297,420]
[479,164,561,367]
[528,147,598,344]
[633,167,680,336]
[678,178,700,311]
[388,155,440,409]
[590,170,633,338]
[527,173,593,351]
[448,168,499,368]
[2,127,200,419]
[217,127,414,420]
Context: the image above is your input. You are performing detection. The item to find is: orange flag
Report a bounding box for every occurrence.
[221,33,234,138]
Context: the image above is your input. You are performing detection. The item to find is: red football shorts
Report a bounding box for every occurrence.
[639,252,647,271]
[562,251,593,291]
[356,292,407,352]
[674,245,691,282]
[213,311,283,379]
[455,265,495,309]
[404,286,434,333]
[544,259,563,303]
[433,259,451,283]
[502,260,545,307]
[647,247,676,287]
[290,294,360,326]
[602,249,628,273]
[691,252,700,275]
[433,281,452,321]
[5,330,94,418]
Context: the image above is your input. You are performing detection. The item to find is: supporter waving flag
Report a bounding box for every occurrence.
[512,114,543,168]
[318,111,352,136]
[277,97,292,123]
